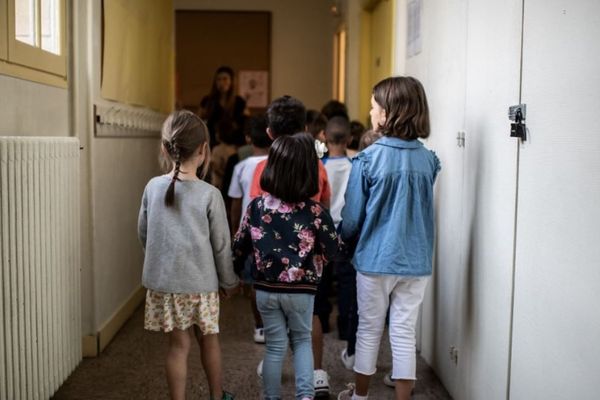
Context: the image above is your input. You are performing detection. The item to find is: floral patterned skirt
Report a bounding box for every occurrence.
[144,290,220,334]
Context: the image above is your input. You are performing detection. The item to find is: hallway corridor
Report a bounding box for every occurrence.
[2,1,599,399]
[52,294,451,400]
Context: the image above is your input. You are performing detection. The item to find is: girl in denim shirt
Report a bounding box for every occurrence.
[233,133,339,400]
[337,77,440,400]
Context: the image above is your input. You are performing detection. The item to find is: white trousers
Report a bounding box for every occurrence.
[354,272,429,380]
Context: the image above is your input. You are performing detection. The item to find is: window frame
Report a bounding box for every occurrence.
[0,0,7,60]
[0,0,67,87]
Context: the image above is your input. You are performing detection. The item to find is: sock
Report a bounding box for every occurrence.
[352,394,368,400]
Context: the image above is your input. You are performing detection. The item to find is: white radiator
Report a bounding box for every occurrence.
[0,137,82,400]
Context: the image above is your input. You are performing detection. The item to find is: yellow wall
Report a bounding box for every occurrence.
[359,0,395,125]
[359,11,371,124]
[370,0,394,85]
[101,0,174,113]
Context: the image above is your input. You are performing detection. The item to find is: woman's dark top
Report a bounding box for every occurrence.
[200,95,247,147]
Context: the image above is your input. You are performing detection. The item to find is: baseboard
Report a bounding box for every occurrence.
[97,286,145,353]
[82,334,99,358]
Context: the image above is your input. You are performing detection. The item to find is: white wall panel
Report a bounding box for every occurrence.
[459,1,523,399]
[511,1,600,399]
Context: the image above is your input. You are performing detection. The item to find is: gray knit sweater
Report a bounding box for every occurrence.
[137,175,239,294]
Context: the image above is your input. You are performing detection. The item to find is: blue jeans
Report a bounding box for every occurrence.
[256,290,315,400]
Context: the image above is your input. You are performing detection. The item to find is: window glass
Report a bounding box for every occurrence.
[41,0,59,54]
[15,0,35,46]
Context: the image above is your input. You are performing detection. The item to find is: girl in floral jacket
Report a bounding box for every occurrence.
[233,133,339,400]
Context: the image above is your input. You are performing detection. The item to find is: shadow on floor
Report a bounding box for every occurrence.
[53,294,452,399]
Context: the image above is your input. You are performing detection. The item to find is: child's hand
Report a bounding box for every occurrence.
[219,284,240,300]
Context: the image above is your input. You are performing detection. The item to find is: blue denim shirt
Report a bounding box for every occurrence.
[339,136,440,276]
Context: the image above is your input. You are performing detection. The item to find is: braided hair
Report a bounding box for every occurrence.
[161,110,210,206]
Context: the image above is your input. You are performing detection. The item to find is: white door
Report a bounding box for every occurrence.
[510,1,600,399]
[458,1,524,399]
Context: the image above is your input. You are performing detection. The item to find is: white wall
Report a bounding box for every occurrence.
[511,1,600,399]
[174,0,335,111]
[0,76,68,136]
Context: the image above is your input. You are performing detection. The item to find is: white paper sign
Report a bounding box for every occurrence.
[239,70,269,108]
[407,0,422,58]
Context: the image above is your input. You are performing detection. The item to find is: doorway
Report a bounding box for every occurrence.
[175,10,271,113]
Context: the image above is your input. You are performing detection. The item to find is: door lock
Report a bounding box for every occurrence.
[509,104,527,141]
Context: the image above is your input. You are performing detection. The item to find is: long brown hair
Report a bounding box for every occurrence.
[372,76,430,140]
[161,110,210,206]
[206,66,236,114]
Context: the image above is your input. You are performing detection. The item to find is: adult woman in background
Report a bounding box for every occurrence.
[199,66,249,148]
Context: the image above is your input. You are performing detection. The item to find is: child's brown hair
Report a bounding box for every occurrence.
[372,76,430,140]
[161,110,210,206]
[358,129,383,151]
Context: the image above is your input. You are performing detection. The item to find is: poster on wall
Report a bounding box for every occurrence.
[407,0,422,58]
[239,70,269,108]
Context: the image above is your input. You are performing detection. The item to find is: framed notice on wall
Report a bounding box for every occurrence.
[407,0,422,58]
[239,70,269,108]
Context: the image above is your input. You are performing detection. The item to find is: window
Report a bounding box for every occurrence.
[333,26,347,102]
[0,0,67,85]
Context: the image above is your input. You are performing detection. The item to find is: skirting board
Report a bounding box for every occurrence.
[82,335,99,358]
[82,286,145,357]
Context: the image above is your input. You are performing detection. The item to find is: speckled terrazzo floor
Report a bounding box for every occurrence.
[52,293,452,400]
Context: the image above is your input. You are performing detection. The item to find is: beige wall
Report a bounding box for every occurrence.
[175,0,336,111]
[0,76,68,136]
[73,1,162,337]
[91,139,160,331]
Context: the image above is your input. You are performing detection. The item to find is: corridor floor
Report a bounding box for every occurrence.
[52,293,452,400]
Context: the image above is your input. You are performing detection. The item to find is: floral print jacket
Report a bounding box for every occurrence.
[233,194,339,294]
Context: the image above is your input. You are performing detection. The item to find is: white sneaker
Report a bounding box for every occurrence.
[254,327,265,344]
[314,369,330,397]
[337,383,355,400]
[257,359,263,378]
[340,348,355,370]
[383,372,394,388]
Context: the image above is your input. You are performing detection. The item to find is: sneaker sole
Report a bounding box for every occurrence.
[315,388,330,398]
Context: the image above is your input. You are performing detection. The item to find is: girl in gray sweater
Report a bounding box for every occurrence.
[138,110,238,400]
